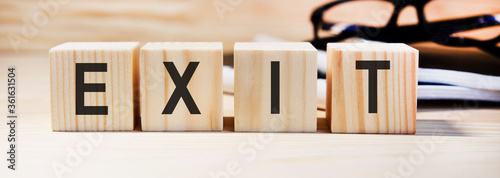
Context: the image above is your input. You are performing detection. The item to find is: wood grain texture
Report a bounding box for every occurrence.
[1,0,498,56]
[140,42,223,131]
[2,51,500,177]
[0,0,333,54]
[234,42,317,132]
[49,42,140,131]
[326,43,418,134]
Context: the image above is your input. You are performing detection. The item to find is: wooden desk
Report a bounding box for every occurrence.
[1,51,500,177]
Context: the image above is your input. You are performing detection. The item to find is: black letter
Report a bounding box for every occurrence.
[356,61,390,113]
[271,61,279,114]
[76,63,108,115]
[162,62,201,114]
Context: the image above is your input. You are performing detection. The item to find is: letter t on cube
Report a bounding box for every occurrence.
[140,42,223,131]
[326,43,418,134]
[234,42,317,132]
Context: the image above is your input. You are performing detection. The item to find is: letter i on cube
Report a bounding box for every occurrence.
[234,42,318,132]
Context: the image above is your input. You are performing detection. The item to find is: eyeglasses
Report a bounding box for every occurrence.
[309,0,500,58]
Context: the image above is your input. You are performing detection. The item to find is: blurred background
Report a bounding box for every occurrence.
[1,2,500,177]
[1,0,332,56]
[1,0,500,103]
[2,0,497,55]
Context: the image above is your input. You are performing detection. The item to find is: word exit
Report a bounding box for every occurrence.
[50,42,417,134]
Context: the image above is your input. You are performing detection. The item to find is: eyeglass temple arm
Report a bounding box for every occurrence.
[311,0,353,40]
[428,14,500,34]
[479,37,500,58]
[316,13,499,44]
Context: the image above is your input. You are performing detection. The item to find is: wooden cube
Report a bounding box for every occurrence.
[140,42,223,131]
[326,43,418,134]
[234,42,317,132]
[50,42,140,131]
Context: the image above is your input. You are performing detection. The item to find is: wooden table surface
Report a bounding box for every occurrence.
[1,51,500,177]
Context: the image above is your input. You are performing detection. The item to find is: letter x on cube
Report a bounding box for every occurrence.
[140,42,223,131]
